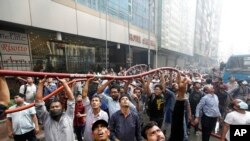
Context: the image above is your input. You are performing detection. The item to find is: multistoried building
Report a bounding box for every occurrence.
[157,0,197,68]
[0,0,158,72]
[193,0,223,68]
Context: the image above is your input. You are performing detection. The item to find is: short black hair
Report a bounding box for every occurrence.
[141,121,158,139]
[91,95,101,102]
[109,85,120,92]
[154,84,163,90]
[14,93,26,99]
[119,94,129,102]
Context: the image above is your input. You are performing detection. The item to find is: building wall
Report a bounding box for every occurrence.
[0,0,157,50]
[160,0,196,56]
[194,0,222,60]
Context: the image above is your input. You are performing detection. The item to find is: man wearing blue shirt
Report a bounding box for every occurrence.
[109,95,143,141]
[194,84,221,141]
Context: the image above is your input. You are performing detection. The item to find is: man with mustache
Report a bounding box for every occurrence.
[141,121,165,141]
[35,76,75,141]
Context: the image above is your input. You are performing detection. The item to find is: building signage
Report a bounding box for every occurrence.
[0,30,31,70]
[129,33,156,48]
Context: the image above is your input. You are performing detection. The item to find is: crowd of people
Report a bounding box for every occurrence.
[0,66,250,141]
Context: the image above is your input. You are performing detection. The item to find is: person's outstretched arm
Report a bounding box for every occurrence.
[57,77,74,101]
[0,76,10,106]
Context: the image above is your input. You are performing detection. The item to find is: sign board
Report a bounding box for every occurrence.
[0,30,31,70]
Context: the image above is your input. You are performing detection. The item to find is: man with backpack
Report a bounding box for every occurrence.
[19,77,37,103]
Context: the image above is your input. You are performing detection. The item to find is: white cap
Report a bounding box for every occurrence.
[242,80,248,85]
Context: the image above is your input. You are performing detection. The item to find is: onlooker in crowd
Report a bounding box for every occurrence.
[97,79,136,117]
[145,72,166,128]
[91,119,110,141]
[226,76,238,94]
[221,99,250,141]
[74,95,86,141]
[35,77,75,141]
[109,95,143,141]
[19,77,37,103]
[141,121,165,141]
[216,83,229,131]
[0,75,10,120]
[131,86,147,127]
[43,77,57,110]
[194,84,221,141]
[83,78,109,141]
[7,93,39,141]
[232,80,250,102]
[168,71,191,141]
[188,81,204,135]
[162,87,176,139]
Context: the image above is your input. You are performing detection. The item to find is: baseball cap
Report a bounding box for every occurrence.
[92,119,108,131]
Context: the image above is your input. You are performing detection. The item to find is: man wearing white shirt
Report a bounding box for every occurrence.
[7,93,39,141]
[82,78,109,141]
[19,77,37,103]
[221,99,250,141]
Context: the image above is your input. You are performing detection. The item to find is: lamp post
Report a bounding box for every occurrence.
[148,0,151,68]
[105,0,108,69]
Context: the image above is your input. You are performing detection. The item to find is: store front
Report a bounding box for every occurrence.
[0,23,150,73]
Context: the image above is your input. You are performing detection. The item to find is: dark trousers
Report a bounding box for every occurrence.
[74,125,85,141]
[168,100,185,141]
[201,114,217,141]
[13,129,37,141]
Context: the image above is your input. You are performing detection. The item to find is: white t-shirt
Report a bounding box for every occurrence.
[19,84,37,103]
[224,111,250,141]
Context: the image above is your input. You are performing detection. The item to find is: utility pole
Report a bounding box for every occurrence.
[148,0,151,68]
[105,0,108,69]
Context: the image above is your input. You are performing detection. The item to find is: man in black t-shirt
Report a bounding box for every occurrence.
[146,84,165,127]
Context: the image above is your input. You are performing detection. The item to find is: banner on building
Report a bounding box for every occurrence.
[0,30,32,70]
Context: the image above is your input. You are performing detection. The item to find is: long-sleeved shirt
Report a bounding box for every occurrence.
[99,92,136,117]
[82,96,109,141]
[195,93,221,118]
[43,83,57,97]
[35,100,75,141]
[109,110,143,141]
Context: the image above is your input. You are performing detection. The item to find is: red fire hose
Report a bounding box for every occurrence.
[1,68,222,139]
[125,64,148,75]
[0,67,182,79]
[5,79,85,114]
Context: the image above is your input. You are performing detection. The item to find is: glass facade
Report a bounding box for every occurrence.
[76,0,155,33]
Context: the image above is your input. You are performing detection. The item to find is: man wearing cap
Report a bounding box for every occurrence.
[221,99,250,141]
[6,93,39,141]
[109,95,143,141]
[92,119,110,141]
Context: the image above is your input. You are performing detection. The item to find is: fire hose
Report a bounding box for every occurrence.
[0,68,222,139]
[5,78,86,114]
[0,67,182,79]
